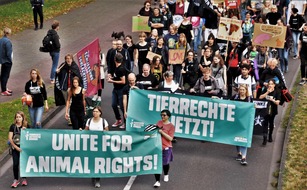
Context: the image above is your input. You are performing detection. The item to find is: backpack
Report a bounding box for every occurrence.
[88,118,106,130]
[39,34,54,52]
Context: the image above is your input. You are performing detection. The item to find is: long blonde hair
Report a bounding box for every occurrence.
[14,111,28,128]
[30,68,44,87]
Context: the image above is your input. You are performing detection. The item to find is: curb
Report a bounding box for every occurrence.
[0,105,64,169]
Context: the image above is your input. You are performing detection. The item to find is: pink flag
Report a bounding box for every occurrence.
[76,38,101,97]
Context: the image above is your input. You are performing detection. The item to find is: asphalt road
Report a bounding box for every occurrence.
[0,0,300,189]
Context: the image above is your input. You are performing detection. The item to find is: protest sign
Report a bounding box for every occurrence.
[132,16,151,32]
[126,89,256,147]
[168,49,185,64]
[76,38,100,96]
[217,17,243,42]
[252,23,286,48]
[225,0,240,9]
[146,51,161,61]
[20,130,162,178]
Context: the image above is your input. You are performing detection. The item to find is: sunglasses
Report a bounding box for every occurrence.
[160,114,167,117]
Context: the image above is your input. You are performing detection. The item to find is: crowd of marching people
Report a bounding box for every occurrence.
[3,0,307,188]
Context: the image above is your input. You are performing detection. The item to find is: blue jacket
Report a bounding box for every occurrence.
[0,36,13,64]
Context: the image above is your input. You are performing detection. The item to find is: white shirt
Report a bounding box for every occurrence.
[86,118,108,131]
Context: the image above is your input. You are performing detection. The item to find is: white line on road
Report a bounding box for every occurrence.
[123,175,137,190]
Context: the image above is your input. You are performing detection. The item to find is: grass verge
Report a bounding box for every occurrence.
[0,0,94,34]
[282,80,307,189]
[0,97,55,154]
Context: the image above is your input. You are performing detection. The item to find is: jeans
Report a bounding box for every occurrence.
[236,146,247,158]
[300,55,307,78]
[193,27,202,54]
[112,88,124,120]
[28,106,44,128]
[292,31,300,56]
[0,62,12,92]
[49,51,60,80]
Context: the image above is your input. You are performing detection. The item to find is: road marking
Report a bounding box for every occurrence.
[123,175,137,190]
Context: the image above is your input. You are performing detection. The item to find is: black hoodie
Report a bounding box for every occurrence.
[47,29,60,52]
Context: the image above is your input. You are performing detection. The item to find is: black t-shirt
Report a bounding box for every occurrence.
[136,74,159,89]
[123,43,136,61]
[24,80,47,107]
[113,65,126,89]
[261,88,281,115]
[266,12,281,25]
[149,15,164,36]
[203,79,213,97]
[135,43,151,64]
[299,32,307,55]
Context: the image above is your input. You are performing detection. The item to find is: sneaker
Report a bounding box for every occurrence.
[21,179,28,186]
[153,181,161,188]
[119,123,126,129]
[293,55,298,59]
[11,179,19,188]
[240,158,248,165]
[235,154,242,161]
[97,96,101,102]
[112,120,122,127]
[50,80,55,84]
[1,91,12,96]
[95,181,100,188]
[164,175,169,182]
[299,79,306,85]
[68,118,72,126]
[92,94,98,101]
[7,88,12,93]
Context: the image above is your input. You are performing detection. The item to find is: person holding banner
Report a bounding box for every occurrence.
[65,76,86,130]
[231,84,253,165]
[8,111,29,187]
[153,109,175,188]
[190,67,220,97]
[259,79,281,145]
[84,106,109,188]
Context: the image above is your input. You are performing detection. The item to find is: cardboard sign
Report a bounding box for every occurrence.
[146,51,162,61]
[132,16,151,32]
[252,23,286,48]
[169,49,185,64]
[217,17,243,42]
[225,0,240,9]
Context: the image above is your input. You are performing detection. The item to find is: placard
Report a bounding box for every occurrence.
[146,51,162,61]
[168,49,185,64]
[217,17,243,42]
[132,16,151,32]
[252,23,286,48]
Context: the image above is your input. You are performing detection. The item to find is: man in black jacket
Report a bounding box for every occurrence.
[48,20,61,84]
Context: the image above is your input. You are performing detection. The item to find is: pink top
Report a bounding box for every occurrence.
[156,120,175,149]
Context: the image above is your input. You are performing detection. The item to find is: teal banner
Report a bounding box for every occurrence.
[126,89,255,147]
[20,129,162,178]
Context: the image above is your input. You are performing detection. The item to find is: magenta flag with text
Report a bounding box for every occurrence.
[76,38,101,96]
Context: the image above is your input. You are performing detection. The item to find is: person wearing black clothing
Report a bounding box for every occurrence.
[65,77,86,130]
[123,35,137,72]
[30,0,44,30]
[181,51,198,90]
[112,40,131,71]
[106,40,117,76]
[24,69,48,128]
[48,20,61,84]
[138,0,153,16]
[56,54,82,103]
[107,53,127,128]
[266,5,281,25]
[298,24,307,85]
[289,8,306,59]
[259,58,286,90]
[8,111,29,188]
[152,37,169,72]
[148,7,164,36]
[135,32,151,75]
[201,33,220,55]
[259,79,281,145]
[136,63,159,89]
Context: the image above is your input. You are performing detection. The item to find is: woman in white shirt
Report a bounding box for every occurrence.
[84,106,109,187]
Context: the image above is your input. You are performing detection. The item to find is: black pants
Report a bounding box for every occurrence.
[263,114,276,135]
[33,5,43,28]
[70,109,85,130]
[12,149,20,180]
[300,55,307,79]
[1,62,12,92]
[154,164,170,182]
